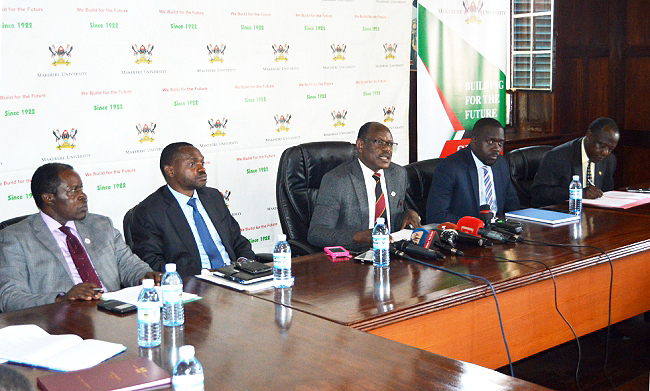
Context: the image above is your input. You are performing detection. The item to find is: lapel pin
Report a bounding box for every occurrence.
[598,171,602,176]
[84,238,91,244]
[390,191,396,197]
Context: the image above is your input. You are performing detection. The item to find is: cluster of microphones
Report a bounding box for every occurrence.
[390,204,524,261]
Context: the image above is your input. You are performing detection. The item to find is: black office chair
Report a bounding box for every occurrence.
[276,141,357,255]
[122,206,136,250]
[404,158,442,224]
[505,145,553,208]
[0,215,29,230]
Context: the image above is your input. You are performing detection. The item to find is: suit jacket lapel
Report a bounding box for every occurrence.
[198,189,232,258]
[351,160,370,228]
[384,164,400,229]
[594,161,605,188]
[463,148,481,211]
[32,215,74,283]
[162,187,201,261]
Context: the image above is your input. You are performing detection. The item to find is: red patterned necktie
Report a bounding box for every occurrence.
[59,226,103,286]
[373,173,387,222]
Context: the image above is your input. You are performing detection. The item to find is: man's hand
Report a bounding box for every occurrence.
[584,186,604,199]
[400,209,422,230]
[352,229,373,244]
[141,272,163,286]
[58,283,102,302]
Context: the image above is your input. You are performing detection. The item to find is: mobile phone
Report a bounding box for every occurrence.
[324,246,350,258]
[97,299,137,314]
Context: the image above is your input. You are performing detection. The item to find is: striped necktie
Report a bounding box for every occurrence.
[482,166,497,214]
[373,172,387,222]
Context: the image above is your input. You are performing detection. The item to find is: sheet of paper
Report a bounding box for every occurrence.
[391,228,413,242]
[582,190,650,209]
[101,286,201,306]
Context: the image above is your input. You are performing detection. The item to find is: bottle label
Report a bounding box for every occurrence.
[162,285,183,304]
[570,188,582,199]
[372,235,389,250]
[172,374,204,390]
[273,253,291,269]
[137,304,161,322]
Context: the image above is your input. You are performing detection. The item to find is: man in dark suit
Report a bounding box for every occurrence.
[308,122,421,249]
[0,163,157,312]
[426,118,520,224]
[131,142,254,277]
[531,117,619,207]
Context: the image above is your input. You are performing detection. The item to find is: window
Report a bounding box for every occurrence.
[511,0,554,90]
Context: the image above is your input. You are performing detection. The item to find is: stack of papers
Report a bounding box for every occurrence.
[581,190,650,209]
[101,286,201,306]
[196,269,276,292]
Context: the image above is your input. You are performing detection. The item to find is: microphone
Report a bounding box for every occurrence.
[457,216,516,244]
[393,240,445,260]
[480,204,523,234]
[430,223,492,247]
[411,228,464,256]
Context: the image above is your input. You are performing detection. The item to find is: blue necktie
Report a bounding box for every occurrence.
[482,166,497,214]
[187,198,225,269]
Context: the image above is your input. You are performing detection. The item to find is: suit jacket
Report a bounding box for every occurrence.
[307,160,407,248]
[0,213,152,312]
[131,186,254,277]
[426,146,520,224]
[531,137,617,207]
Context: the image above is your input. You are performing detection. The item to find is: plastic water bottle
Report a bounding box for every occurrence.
[137,279,161,348]
[172,345,204,391]
[161,263,184,327]
[273,234,293,287]
[569,175,582,215]
[372,217,390,267]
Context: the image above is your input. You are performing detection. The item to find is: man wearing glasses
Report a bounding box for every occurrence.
[308,122,421,249]
[426,117,520,224]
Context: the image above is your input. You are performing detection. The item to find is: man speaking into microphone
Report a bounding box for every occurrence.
[426,118,520,224]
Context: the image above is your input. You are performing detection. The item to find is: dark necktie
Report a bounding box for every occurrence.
[373,173,387,222]
[187,198,225,269]
[586,160,593,187]
[58,226,103,287]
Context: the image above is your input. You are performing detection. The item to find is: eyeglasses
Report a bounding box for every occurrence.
[363,138,398,148]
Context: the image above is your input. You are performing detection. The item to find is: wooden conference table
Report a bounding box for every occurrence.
[0,279,549,391]
[252,207,650,369]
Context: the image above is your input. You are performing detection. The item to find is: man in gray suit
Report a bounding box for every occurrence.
[0,163,159,312]
[308,122,421,249]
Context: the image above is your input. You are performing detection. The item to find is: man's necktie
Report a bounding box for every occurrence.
[482,166,497,214]
[373,172,387,222]
[187,198,225,269]
[586,160,593,187]
[58,226,103,287]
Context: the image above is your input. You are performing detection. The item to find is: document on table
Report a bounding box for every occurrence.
[581,190,650,209]
[101,285,201,306]
[0,324,125,371]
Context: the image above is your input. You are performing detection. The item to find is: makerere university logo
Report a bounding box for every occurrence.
[383,106,395,122]
[208,44,226,63]
[272,44,289,62]
[132,44,154,64]
[332,110,347,127]
[331,44,346,61]
[274,114,291,132]
[463,0,484,23]
[53,128,77,149]
[49,45,72,66]
[383,43,397,60]
[209,118,227,137]
[136,122,156,143]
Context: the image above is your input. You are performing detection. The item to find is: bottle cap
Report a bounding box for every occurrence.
[376,217,385,224]
[142,279,154,288]
[165,263,177,272]
[278,234,287,241]
[178,345,195,360]
[572,175,579,180]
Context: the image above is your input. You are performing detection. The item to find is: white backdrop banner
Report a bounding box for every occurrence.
[0,0,411,252]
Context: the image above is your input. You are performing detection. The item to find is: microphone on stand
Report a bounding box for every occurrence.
[411,228,464,256]
[392,240,445,260]
[457,216,517,244]
[430,222,492,247]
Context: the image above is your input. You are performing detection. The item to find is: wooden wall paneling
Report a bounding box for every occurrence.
[624,57,650,131]
[554,58,584,134]
[613,144,650,187]
[585,57,610,123]
[626,0,650,46]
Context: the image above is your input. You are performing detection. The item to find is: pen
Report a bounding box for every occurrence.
[93,288,104,293]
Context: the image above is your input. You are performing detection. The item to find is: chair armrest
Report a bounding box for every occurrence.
[287,239,321,256]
